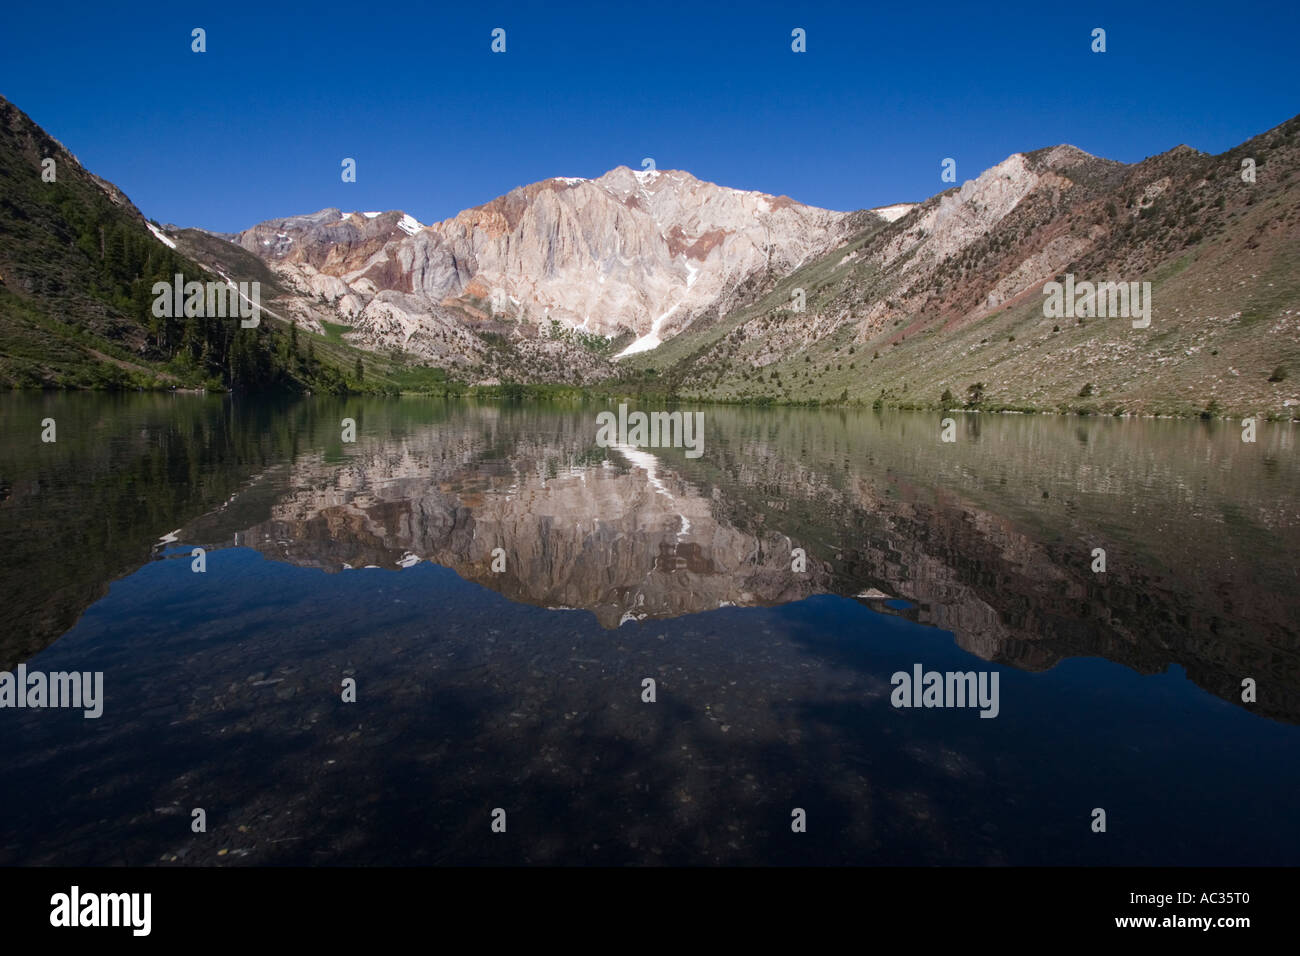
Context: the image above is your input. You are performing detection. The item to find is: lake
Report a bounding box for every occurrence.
[1,393,1297,865]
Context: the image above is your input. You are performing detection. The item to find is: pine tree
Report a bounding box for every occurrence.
[182,313,200,363]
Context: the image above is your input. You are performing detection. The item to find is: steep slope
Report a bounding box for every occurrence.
[0,94,205,388]
[639,114,1300,417]
[0,95,384,393]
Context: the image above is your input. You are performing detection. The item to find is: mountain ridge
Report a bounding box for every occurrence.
[228,164,862,354]
[0,93,432,394]
[3,90,1298,415]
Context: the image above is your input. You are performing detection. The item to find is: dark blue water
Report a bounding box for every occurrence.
[0,394,1297,865]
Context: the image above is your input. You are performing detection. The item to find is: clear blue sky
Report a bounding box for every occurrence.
[3,0,1296,232]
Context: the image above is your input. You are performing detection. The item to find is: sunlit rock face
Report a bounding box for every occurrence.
[235,168,859,348]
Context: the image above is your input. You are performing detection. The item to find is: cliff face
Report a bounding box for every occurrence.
[233,168,860,353]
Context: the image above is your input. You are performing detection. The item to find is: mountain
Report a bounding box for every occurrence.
[627,119,1300,417]
[3,87,1297,415]
[212,168,866,385]
[0,94,416,394]
[216,115,1299,415]
[0,94,203,389]
[236,169,860,342]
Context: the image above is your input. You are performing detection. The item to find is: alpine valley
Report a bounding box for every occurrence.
[2,93,1298,418]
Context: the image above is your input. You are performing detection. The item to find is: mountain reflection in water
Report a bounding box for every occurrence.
[0,394,1296,865]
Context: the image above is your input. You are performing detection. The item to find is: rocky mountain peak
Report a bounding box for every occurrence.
[232,167,858,354]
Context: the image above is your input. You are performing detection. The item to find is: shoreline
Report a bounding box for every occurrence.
[5,381,1298,422]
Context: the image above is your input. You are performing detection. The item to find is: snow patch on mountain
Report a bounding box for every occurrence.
[872,203,916,223]
[615,301,682,358]
[146,222,177,249]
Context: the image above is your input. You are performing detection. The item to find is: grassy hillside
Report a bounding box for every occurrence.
[0,95,404,394]
[620,115,1300,419]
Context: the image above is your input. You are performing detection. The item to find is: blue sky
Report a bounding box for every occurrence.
[2,1,1296,232]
